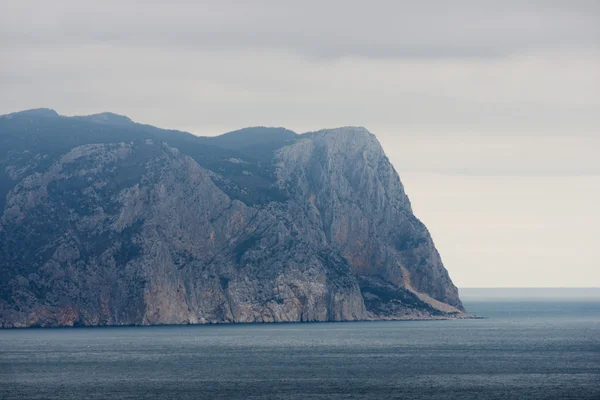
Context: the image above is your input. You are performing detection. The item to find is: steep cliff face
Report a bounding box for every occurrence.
[0,110,464,328]
[275,128,463,313]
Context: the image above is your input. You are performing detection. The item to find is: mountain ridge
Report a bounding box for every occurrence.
[0,109,466,328]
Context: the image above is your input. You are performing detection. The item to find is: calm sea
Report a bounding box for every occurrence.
[1,289,599,399]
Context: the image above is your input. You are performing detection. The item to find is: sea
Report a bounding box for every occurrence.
[1,288,599,400]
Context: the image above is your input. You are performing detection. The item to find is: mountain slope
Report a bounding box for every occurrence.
[0,109,465,327]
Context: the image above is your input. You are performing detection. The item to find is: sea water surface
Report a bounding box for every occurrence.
[1,289,599,399]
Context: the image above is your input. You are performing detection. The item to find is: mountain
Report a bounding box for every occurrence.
[0,109,465,328]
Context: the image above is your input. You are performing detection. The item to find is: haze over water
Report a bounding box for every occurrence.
[1,289,599,400]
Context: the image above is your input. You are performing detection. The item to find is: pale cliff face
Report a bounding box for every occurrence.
[0,111,463,328]
[275,128,462,311]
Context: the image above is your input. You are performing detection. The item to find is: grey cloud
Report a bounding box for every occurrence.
[1,0,598,176]
[2,0,599,59]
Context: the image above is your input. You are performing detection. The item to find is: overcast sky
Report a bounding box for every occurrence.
[2,0,599,287]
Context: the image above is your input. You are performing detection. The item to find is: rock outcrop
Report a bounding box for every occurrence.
[0,110,465,327]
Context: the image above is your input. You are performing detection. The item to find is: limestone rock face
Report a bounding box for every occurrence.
[0,110,464,328]
[274,128,463,312]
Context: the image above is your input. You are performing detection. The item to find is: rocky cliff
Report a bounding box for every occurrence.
[0,109,465,327]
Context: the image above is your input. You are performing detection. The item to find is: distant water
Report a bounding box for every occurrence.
[1,290,599,399]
